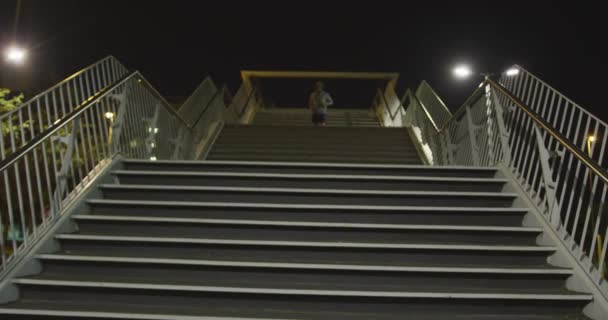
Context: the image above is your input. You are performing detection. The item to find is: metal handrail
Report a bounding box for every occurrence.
[191,85,227,129]
[419,80,452,115]
[377,88,400,121]
[238,86,258,119]
[411,94,442,132]
[408,78,608,185]
[488,79,608,185]
[507,64,607,127]
[0,56,122,119]
[136,74,190,127]
[0,71,190,173]
[424,83,486,135]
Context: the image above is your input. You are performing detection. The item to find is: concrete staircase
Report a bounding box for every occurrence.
[253,109,379,127]
[0,159,592,319]
[207,125,422,164]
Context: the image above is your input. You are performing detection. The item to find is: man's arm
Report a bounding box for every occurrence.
[323,93,334,106]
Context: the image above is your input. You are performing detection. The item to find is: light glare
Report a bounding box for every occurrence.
[505,68,520,76]
[453,65,472,79]
[5,46,26,65]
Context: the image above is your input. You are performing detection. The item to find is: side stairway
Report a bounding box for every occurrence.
[253,109,380,127]
[207,124,422,164]
[0,159,592,319]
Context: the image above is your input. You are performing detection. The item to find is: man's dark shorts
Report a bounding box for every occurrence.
[312,112,326,124]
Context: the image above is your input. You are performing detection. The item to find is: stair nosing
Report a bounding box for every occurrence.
[122,159,499,171]
[11,279,590,300]
[99,184,517,198]
[86,199,529,212]
[53,234,555,251]
[35,254,572,275]
[71,215,540,233]
[111,170,508,183]
[0,308,281,320]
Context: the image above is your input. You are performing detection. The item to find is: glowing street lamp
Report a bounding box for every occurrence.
[452,65,521,80]
[453,64,473,79]
[505,67,520,76]
[4,45,27,65]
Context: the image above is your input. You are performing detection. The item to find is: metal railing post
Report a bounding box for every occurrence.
[465,106,480,166]
[144,103,160,159]
[489,86,512,165]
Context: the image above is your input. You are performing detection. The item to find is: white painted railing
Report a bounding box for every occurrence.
[405,77,608,300]
[1,56,128,158]
[499,65,608,170]
[0,70,194,279]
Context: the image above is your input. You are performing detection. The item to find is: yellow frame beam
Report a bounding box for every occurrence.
[240,70,400,91]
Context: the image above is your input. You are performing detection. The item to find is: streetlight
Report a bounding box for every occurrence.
[4,45,26,65]
[452,64,473,79]
[452,65,521,80]
[505,67,520,76]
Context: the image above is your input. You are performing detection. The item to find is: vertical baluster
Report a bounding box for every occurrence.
[28,106,45,231]
[69,80,88,176]
[0,203,6,266]
[94,73,110,160]
[77,77,96,170]
[516,80,539,175]
[101,59,110,88]
[510,74,531,169]
[571,163,591,246]
[60,85,77,193]
[18,110,37,237]
[579,172,598,254]
[84,72,103,165]
[97,98,112,158]
[135,83,149,158]
[8,113,28,248]
[118,83,133,157]
[587,183,606,267]
[562,110,585,231]
[37,100,54,220]
[0,128,18,254]
[598,222,608,278]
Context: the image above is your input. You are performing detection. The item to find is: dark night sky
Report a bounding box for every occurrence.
[0,1,606,119]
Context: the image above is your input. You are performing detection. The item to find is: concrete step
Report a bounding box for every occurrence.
[71,215,541,246]
[121,160,499,177]
[55,234,556,268]
[86,200,529,226]
[98,185,517,207]
[208,147,419,157]
[206,154,422,164]
[210,140,418,149]
[23,256,573,293]
[0,301,591,320]
[10,278,590,319]
[111,170,508,192]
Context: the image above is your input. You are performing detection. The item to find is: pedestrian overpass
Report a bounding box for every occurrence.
[0,56,607,319]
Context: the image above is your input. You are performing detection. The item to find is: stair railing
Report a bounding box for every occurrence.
[499,65,608,170]
[1,56,128,158]
[405,77,608,300]
[226,84,260,124]
[0,70,193,280]
[373,87,407,127]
